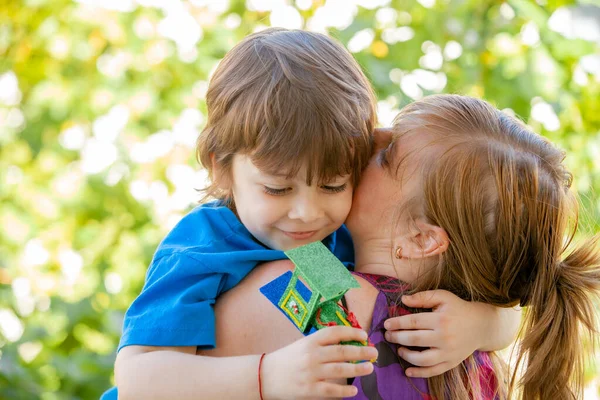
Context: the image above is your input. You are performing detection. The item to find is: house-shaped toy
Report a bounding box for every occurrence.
[260,241,373,355]
[278,241,361,332]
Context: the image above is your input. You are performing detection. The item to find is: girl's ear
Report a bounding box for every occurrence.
[395,219,449,259]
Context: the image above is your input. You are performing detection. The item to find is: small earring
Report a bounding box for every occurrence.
[394,246,403,259]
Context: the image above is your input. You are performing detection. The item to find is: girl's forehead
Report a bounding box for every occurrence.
[392,130,443,161]
[384,130,446,184]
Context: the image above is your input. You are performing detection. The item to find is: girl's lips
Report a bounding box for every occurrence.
[282,230,318,240]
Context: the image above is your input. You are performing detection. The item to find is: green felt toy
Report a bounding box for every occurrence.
[279,242,370,349]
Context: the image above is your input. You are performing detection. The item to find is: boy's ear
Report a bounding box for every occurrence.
[395,219,449,259]
[211,153,232,191]
[373,127,394,152]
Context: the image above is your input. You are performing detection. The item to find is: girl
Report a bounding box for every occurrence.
[209,94,600,400]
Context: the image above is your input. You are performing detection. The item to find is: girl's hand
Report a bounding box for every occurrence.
[260,326,378,399]
[383,290,495,378]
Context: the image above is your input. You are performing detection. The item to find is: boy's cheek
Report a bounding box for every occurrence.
[337,189,354,222]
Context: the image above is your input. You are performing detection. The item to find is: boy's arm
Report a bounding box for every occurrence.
[383,290,521,378]
[114,260,297,399]
[116,331,376,400]
[115,259,378,400]
[115,346,264,400]
[114,250,236,398]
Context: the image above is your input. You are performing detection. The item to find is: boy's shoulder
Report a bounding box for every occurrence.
[155,201,254,256]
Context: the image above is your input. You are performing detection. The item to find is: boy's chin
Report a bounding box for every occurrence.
[274,233,334,252]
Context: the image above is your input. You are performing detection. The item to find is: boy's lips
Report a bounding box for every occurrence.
[281,230,318,240]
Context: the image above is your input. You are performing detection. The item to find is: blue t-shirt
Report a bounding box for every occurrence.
[101,201,354,399]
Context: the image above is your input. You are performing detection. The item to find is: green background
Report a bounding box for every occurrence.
[1,0,599,398]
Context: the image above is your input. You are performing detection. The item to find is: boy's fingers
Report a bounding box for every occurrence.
[397,347,441,367]
[401,290,451,309]
[384,313,438,331]
[405,362,452,378]
[312,326,368,346]
[317,361,374,380]
[313,381,359,398]
[385,329,437,347]
[319,344,378,363]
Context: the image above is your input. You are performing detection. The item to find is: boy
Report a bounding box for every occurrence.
[103,28,377,400]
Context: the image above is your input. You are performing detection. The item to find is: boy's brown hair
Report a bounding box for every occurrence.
[196,28,377,204]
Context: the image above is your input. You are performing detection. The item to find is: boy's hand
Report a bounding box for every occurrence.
[383,290,493,378]
[260,326,377,399]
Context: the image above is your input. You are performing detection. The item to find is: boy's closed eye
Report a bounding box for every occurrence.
[262,183,349,196]
[263,186,292,196]
[320,183,348,194]
[319,174,352,194]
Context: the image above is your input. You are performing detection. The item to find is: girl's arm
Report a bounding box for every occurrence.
[384,290,521,378]
[476,303,521,351]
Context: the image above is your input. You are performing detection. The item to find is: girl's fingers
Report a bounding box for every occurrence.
[384,312,439,331]
[316,360,374,380]
[397,347,442,367]
[318,344,378,363]
[385,329,438,347]
[401,290,452,309]
[312,326,368,346]
[405,362,452,378]
[313,381,359,398]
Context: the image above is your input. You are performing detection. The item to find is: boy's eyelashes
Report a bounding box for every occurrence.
[321,183,348,193]
[263,186,290,196]
[262,183,349,196]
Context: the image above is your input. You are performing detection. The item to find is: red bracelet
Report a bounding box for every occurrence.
[258,353,266,400]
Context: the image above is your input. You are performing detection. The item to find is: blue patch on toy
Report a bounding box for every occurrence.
[259,271,317,336]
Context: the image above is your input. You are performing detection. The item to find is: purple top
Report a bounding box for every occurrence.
[347,272,498,400]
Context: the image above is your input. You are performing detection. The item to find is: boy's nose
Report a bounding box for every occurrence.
[288,194,324,223]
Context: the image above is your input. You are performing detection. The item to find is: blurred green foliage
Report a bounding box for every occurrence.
[1,0,599,398]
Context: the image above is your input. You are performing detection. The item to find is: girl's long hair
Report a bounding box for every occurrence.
[390,94,600,399]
